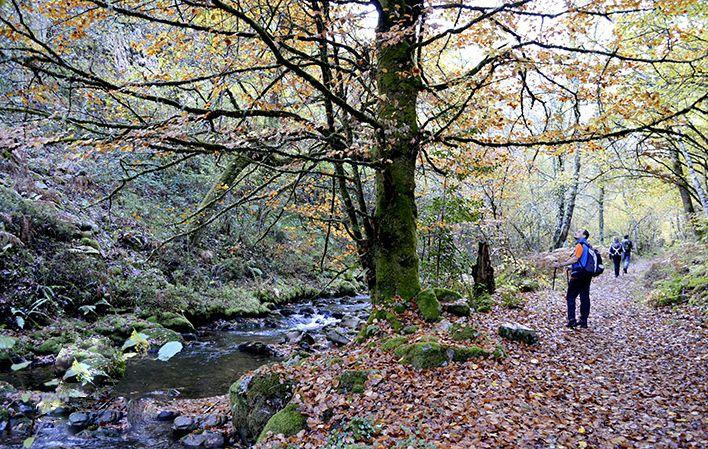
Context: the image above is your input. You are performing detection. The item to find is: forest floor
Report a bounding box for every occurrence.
[257,260,707,448]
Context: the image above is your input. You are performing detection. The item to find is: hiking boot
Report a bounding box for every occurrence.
[566,321,578,328]
[578,322,588,329]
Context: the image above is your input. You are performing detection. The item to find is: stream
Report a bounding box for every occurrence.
[0,295,370,449]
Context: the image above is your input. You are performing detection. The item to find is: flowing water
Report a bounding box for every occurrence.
[0,295,370,449]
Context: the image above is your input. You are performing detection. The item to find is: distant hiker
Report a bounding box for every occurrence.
[554,229,603,329]
[621,234,633,274]
[609,237,624,277]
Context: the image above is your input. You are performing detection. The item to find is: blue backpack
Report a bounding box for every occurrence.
[578,243,604,277]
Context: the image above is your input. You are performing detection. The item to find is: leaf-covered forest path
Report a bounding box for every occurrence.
[453,260,707,448]
[285,259,707,449]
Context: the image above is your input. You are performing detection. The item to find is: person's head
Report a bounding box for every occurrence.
[613,237,620,243]
[623,234,629,239]
[574,229,589,240]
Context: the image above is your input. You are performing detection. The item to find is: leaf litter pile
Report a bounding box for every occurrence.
[255,262,706,448]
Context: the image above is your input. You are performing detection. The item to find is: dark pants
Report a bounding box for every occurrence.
[566,275,591,325]
[623,253,631,273]
[612,256,622,277]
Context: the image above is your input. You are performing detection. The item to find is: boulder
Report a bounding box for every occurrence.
[433,288,463,303]
[156,410,180,421]
[256,403,306,443]
[229,369,294,444]
[180,431,225,448]
[498,322,539,345]
[443,301,471,317]
[94,409,122,425]
[199,414,226,428]
[325,328,350,347]
[415,289,442,322]
[381,336,408,352]
[172,416,197,434]
[147,312,195,333]
[339,316,362,330]
[68,412,91,430]
[237,341,279,357]
[396,341,448,369]
[449,324,479,342]
[451,346,488,362]
[55,336,126,382]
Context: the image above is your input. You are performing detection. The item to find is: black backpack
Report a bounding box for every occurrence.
[579,243,605,277]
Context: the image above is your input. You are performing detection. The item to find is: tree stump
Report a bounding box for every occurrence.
[473,241,495,294]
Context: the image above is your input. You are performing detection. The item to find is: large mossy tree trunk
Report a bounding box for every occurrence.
[371,0,423,303]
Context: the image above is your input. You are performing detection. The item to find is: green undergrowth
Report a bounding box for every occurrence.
[645,243,707,313]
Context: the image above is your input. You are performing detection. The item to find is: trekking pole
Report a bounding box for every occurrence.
[552,267,557,291]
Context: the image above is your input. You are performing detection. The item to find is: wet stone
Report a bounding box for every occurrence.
[156,410,181,421]
[325,328,351,346]
[68,412,91,429]
[237,341,279,357]
[180,430,225,448]
[199,414,225,428]
[172,416,197,434]
[95,409,122,425]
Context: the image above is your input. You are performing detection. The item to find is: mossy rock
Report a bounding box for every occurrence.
[401,325,419,335]
[360,325,381,340]
[397,341,448,369]
[469,291,494,313]
[37,337,68,355]
[338,370,369,394]
[78,237,101,251]
[433,288,463,303]
[443,302,471,317]
[229,369,294,444]
[56,336,126,381]
[142,326,183,346]
[146,312,194,333]
[451,345,488,362]
[381,336,408,352]
[415,289,441,322]
[449,324,479,342]
[93,315,152,344]
[256,403,306,442]
[369,309,402,332]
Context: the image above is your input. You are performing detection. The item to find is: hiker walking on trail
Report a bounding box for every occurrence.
[621,235,633,274]
[609,237,624,277]
[553,229,603,329]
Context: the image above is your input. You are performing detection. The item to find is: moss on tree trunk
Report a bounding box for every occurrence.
[371,0,423,303]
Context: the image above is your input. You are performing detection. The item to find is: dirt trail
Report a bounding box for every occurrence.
[465,260,707,448]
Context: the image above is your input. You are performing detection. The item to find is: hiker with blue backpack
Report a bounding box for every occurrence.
[553,229,604,329]
[609,237,624,277]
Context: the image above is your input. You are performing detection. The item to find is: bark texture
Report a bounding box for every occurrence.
[371,0,423,302]
[472,241,495,294]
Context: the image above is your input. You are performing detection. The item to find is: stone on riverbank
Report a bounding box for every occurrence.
[229,368,294,444]
[256,403,306,442]
[180,430,225,448]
